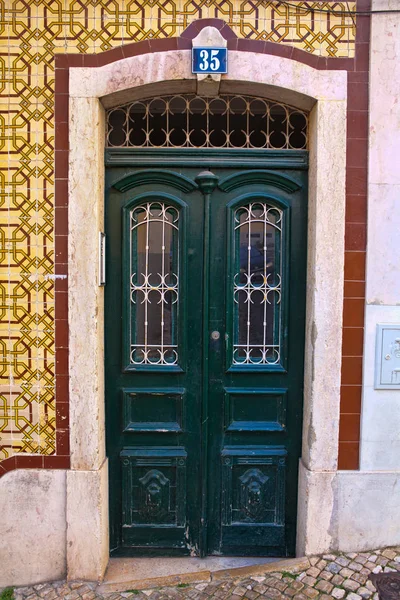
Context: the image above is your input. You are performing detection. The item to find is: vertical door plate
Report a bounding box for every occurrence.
[99,232,106,286]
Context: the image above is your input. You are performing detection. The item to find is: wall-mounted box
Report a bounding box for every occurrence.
[375,324,400,389]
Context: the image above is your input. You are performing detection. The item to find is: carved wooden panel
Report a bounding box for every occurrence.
[120,447,187,527]
[221,447,286,526]
[224,388,287,432]
[122,388,184,433]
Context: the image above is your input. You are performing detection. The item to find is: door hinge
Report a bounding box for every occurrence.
[99,232,106,286]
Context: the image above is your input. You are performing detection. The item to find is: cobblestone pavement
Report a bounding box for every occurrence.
[10,547,400,600]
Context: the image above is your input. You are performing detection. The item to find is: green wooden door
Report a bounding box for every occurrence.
[105,151,307,557]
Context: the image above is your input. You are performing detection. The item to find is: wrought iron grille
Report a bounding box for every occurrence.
[233,202,282,366]
[129,202,180,366]
[106,95,308,150]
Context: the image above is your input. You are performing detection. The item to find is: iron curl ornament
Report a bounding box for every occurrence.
[129,202,180,366]
[106,94,308,150]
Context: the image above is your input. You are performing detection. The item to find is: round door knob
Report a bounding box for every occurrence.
[211,331,220,340]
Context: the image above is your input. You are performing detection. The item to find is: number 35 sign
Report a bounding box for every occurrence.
[192,47,228,74]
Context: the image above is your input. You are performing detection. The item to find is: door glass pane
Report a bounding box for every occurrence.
[130,202,179,365]
[233,202,282,366]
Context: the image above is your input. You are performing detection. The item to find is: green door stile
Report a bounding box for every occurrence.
[195,170,220,557]
[105,149,308,558]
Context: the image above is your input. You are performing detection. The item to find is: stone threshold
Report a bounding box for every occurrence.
[97,556,309,593]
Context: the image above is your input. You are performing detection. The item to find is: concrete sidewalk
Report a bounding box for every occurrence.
[9,547,400,600]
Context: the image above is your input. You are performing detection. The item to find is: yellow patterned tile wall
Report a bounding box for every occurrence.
[0,0,356,462]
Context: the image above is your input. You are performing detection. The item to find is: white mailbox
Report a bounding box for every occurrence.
[375,324,400,389]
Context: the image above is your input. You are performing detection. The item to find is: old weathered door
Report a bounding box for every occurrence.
[105,151,307,557]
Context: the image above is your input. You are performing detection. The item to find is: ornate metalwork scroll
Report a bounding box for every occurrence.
[106,95,308,150]
[129,202,179,366]
[233,202,283,366]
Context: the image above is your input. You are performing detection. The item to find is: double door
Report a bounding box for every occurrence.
[105,156,307,556]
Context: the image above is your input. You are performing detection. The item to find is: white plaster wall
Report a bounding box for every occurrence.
[359,0,400,470]
[368,0,400,193]
[367,0,400,305]
[360,305,400,470]
[367,183,400,305]
[298,462,400,554]
[0,469,67,587]
[337,471,400,550]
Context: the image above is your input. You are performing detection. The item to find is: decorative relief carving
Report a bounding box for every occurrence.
[239,468,270,520]
[121,449,186,527]
[139,469,170,521]
[221,448,286,526]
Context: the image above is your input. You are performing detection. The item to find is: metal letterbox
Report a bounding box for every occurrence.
[375,324,400,389]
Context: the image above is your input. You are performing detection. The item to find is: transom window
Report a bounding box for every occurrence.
[106,94,308,150]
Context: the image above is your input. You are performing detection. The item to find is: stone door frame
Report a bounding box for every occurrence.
[66,47,347,579]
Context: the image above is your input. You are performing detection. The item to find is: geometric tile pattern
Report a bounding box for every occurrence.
[0,0,356,462]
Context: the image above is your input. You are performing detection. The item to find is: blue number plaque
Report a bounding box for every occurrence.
[192,47,228,74]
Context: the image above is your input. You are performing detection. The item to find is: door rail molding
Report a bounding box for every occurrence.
[113,169,199,193]
[105,148,309,169]
[218,170,302,193]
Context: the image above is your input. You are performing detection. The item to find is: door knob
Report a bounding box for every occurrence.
[211,331,220,341]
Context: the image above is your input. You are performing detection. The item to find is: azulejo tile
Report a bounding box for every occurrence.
[0,0,356,462]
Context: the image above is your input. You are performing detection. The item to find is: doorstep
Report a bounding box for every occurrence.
[97,556,309,593]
